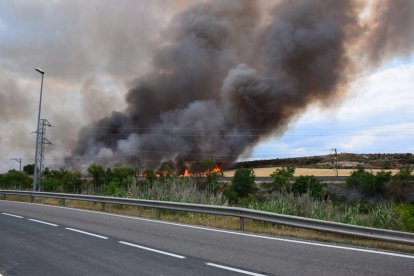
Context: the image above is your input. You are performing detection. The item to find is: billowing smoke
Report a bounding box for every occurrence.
[70,0,414,169]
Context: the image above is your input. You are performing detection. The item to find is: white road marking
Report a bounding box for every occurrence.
[65,228,108,239]
[1,212,23,218]
[119,241,186,259]
[7,201,414,259]
[28,218,58,227]
[206,263,267,276]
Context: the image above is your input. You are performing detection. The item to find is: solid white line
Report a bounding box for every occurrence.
[119,241,186,259]
[1,212,23,218]
[7,201,414,259]
[206,263,267,276]
[65,228,108,239]
[28,218,58,227]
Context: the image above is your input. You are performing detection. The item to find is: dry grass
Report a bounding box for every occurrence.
[3,196,412,254]
[223,167,400,177]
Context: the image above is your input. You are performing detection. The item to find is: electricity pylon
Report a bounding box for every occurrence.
[33,119,52,191]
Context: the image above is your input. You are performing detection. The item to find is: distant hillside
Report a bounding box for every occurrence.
[231,153,414,170]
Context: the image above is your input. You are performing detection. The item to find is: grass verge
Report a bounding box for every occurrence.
[1,196,413,254]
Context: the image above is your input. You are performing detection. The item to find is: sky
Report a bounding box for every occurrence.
[248,57,414,160]
[0,0,413,172]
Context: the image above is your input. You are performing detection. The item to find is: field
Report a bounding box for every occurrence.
[223,167,400,177]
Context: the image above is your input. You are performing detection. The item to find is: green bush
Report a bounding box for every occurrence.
[206,172,221,195]
[104,182,120,196]
[292,175,325,199]
[144,169,157,185]
[364,170,391,196]
[395,204,414,231]
[347,168,391,196]
[267,167,295,193]
[42,178,62,192]
[225,168,255,203]
[0,171,32,189]
[385,167,413,201]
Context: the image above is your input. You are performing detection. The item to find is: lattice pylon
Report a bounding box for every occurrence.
[34,119,52,191]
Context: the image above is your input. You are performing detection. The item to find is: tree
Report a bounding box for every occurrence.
[144,169,157,185]
[0,171,31,189]
[87,163,105,191]
[191,158,216,175]
[292,175,325,198]
[386,167,413,201]
[226,168,256,203]
[62,171,83,193]
[23,164,34,175]
[110,166,134,190]
[347,168,392,196]
[267,167,295,193]
[158,164,174,182]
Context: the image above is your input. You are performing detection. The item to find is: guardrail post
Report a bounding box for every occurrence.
[156,208,161,220]
[30,196,34,203]
[101,202,106,211]
[1,193,5,200]
[60,198,65,206]
[240,216,245,231]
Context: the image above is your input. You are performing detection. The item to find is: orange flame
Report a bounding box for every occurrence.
[211,164,221,173]
[182,169,190,177]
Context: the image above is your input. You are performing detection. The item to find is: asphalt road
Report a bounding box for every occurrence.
[0,200,413,276]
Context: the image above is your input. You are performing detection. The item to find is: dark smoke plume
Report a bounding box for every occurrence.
[70,0,414,168]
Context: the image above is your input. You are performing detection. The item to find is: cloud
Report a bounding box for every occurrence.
[251,62,414,158]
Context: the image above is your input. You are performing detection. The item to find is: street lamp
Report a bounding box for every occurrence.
[33,67,45,191]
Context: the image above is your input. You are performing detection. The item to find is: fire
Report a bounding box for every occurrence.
[211,164,221,173]
[180,163,222,177]
[182,169,190,177]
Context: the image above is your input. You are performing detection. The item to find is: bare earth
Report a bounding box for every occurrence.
[223,167,400,177]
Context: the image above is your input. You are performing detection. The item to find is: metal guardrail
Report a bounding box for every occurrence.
[1,190,413,246]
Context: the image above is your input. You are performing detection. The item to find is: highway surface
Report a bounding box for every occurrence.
[1,200,413,275]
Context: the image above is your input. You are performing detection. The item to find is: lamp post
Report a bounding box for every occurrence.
[33,67,45,191]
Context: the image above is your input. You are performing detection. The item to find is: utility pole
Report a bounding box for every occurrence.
[11,158,22,171]
[331,148,338,177]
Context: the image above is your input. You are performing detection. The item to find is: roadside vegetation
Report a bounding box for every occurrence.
[0,163,413,233]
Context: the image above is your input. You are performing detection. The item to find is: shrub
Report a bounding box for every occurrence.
[292,175,325,199]
[395,204,414,231]
[206,172,221,195]
[364,170,391,196]
[42,178,62,192]
[104,182,120,196]
[225,168,255,203]
[87,163,105,190]
[144,169,157,185]
[0,171,32,189]
[386,168,414,201]
[347,168,391,196]
[267,167,295,193]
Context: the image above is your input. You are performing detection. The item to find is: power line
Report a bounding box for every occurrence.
[79,126,414,132]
